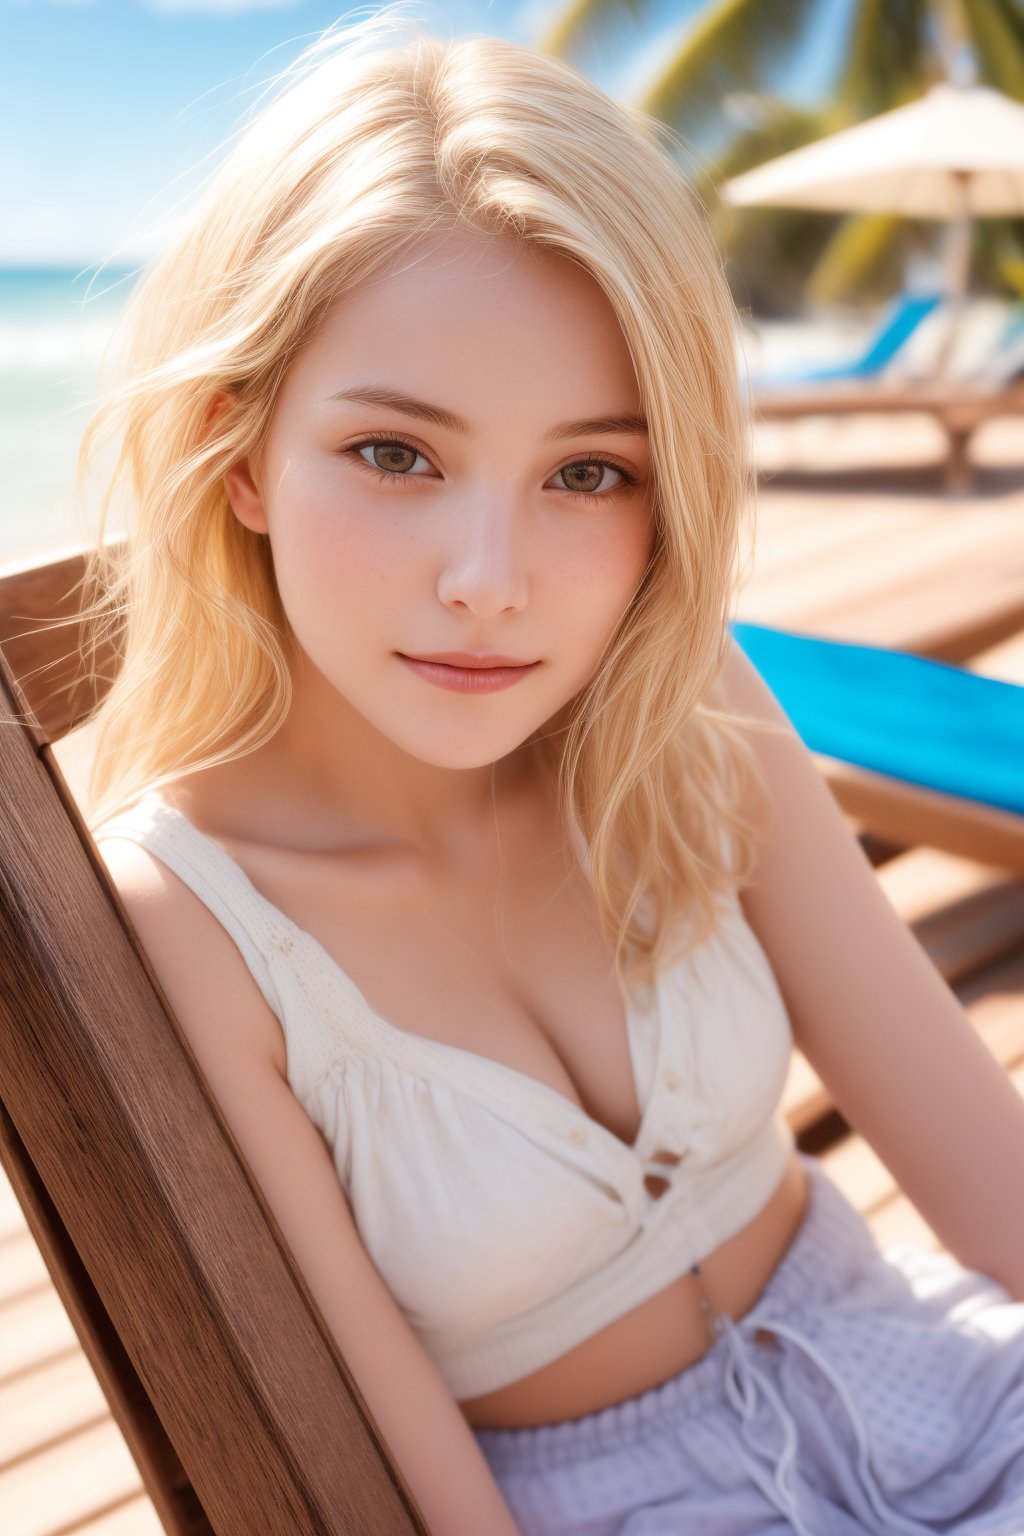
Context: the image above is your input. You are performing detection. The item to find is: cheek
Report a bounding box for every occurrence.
[553,506,653,614]
[270,465,415,609]
[544,510,654,677]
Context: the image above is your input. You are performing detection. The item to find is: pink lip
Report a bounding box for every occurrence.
[405,651,535,669]
[397,653,540,694]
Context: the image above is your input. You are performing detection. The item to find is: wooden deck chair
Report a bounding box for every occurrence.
[730,620,1024,874]
[747,292,944,389]
[748,374,1024,494]
[0,550,429,1532]
[1,543,1021,1534]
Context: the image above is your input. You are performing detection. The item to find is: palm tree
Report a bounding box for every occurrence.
[537,0,1024,311]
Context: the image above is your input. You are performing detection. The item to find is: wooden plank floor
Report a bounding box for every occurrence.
[4,411,1024,1535]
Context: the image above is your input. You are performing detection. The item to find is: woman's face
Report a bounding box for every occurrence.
[224,226,656,773]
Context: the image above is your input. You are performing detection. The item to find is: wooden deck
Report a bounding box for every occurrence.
[4,413,1024,1536]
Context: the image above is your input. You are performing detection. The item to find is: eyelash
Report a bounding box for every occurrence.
[344,432,640,502]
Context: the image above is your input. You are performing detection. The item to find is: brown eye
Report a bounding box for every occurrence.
[557,461,624,494]
[365,442,418,473]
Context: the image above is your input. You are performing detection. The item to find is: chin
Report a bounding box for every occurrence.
[406,740,529,772]
[382,719,542,772]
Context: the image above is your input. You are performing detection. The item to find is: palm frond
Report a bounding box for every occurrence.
[536,0,653,57]
[834,0,935,116]
[962,0,1024,97]
[633,0,824,149]
[805,212,908,304]
[705,99,852,184]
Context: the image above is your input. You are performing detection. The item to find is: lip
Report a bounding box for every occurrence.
[397,652,541,694]
[403,651,536,669]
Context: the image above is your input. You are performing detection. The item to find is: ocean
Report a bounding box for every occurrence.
[0,266,135,571]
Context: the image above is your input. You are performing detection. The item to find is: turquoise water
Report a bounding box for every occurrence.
[0,266,136,570]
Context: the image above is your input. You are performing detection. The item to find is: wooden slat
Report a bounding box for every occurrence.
[65,1498,165,1536]
[737,495,1024,659]
[752,378,1024,424]
[0,1289,79,1380]
[0,663,428,1536]
[814,755,1024,873]
[752,378,1024,492]
[0,1158,26,1241]
[973,628,1024,683]
[0,1229,50,1303]
[4,1418,146,1536]
[781,1049,831,1137]
[0,1352,112,1466]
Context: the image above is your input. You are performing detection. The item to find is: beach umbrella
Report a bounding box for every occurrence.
[721,80,1024,374]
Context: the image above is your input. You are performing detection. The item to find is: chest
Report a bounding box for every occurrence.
[228,815,647,1147]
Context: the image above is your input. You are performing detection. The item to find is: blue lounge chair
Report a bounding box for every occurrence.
[749,293,943,391]
[964,302,1024,386]
[729,620,1024,872]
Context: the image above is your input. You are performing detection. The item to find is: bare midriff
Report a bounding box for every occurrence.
[458,1150,808,1430]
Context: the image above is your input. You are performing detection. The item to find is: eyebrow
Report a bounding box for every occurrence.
[326,385,648,441]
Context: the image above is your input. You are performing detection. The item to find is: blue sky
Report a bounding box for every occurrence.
[3,0,850,268]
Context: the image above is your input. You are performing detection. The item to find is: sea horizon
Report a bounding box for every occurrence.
[0,264,137,571]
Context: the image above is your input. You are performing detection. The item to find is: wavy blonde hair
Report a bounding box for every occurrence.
[59,9,774,987]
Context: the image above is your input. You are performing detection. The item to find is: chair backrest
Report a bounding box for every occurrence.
[849,292,942,377]
[0,546,428,1534]
[745,292,943,392]
[986,302,1024,385]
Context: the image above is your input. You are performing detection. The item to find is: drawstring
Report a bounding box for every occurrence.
[690,1264,937,1536]
[717,1313,816,1536]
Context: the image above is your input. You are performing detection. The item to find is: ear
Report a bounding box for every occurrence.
[207,389,269,536]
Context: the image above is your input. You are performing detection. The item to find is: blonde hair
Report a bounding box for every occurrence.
[62,9,773,986]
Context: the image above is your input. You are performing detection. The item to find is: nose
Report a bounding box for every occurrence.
[435,492,529,618]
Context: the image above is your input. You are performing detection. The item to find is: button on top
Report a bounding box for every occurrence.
[662,1068,682,1091]
[569,1126,588,1144]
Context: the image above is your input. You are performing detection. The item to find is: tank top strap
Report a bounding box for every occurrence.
[91,790,284,1022]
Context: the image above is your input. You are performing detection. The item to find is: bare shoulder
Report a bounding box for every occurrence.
[96,833,288,1081]
[94,835,524,1535]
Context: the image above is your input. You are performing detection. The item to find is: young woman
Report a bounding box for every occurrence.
[67,14,1024,1535]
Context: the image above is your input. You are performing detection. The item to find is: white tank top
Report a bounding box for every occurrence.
[93,790,795,1399]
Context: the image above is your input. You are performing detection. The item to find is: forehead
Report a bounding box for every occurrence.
[285,226,642,420]
[345,224,616,317]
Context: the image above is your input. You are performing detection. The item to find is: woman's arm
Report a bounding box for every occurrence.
[717,639,1024,1299]
[98,837,523,1536]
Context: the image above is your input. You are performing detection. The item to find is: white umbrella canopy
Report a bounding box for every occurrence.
[721,83,1024,217]
[722,81,1024,376]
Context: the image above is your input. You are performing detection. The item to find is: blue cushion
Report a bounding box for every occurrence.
[729,621,1024,817]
